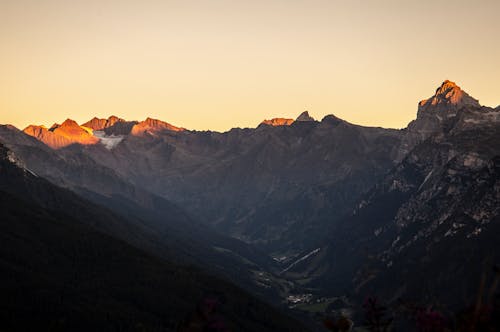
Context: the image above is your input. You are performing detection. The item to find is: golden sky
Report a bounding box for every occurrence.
[1,0,499,132]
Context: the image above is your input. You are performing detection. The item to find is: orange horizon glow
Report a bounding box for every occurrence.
[1,0,499,133]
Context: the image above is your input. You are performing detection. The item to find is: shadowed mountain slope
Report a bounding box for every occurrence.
[0,126,290,302]
[0,142,309,331]
[79,113,402,257]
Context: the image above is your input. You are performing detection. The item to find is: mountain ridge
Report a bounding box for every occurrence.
[14,80,499,148]
[1,79,498,325]
[9,81,499,255]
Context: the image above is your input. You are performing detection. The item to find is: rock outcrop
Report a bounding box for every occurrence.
[295,111,315,122]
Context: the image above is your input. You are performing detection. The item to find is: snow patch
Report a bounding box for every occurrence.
[93,131,124,150]
[466,227,483,238]
[418,170,434,191]
[391,236,400,248]
[7,152,17,164]
[24,168,38,177]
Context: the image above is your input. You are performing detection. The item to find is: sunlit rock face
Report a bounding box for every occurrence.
[411,80,480,137]
[418,80,480,112]
[23,125,49,140]
[260,118,294,126]
[23,116,185,148]
[82,116,140,136]
[130,117,184,136]
[23,119,99,149]
[82,115,125,131]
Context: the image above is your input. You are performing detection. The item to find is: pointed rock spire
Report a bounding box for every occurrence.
[398,80,490,161]
[296,111,315,122]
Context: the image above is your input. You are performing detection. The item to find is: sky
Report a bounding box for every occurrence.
[1,0,499,132]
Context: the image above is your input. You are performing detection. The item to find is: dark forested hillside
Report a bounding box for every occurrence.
[0,143,308,331]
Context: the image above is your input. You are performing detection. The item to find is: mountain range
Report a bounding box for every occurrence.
[0,80,499,329]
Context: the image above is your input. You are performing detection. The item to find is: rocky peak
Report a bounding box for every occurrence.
[107,115,121,123]
[59,119,81,129]
[296,111,315,122]
[23,118,98,149]
[23,125,48,137]
[143,117,167,128]
[130,118,184,136]
[82,116,124,131]
[418,80,480,113]
[82,117,104,130]
[260,118,294,127]
[397,80,494,162]
[56,119,92,136]
[321,114,344,126]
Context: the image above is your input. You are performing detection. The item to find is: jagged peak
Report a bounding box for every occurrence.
[23,124,48,135]
[419,80,480,111]
[260,118,294,127]
[82,115,125,131]
[296,111,315,122]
